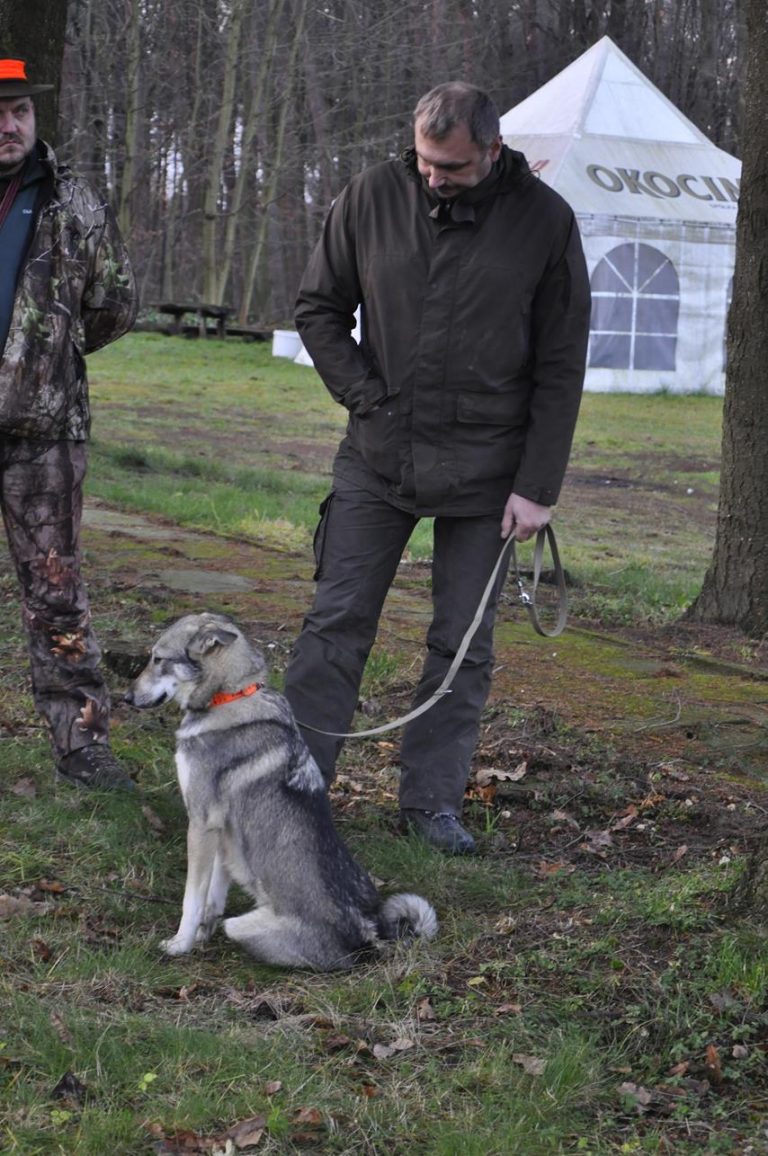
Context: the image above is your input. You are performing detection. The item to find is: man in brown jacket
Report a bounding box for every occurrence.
[284,82,591,852]
[0,60,138,790]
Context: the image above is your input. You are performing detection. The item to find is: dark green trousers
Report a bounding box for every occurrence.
[1,438,110,758]
[283,483,511,815]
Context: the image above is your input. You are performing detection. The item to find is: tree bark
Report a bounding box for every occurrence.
[201,0,245,306]
[55,0,748,325]
[117,0,142,237]
[216,0,287,307]
[239,0,307,323]
[687,0,768,634]
[728,827,768,917]
[0,0,68,144]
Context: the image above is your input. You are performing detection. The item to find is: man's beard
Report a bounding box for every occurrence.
[0,138,30,174]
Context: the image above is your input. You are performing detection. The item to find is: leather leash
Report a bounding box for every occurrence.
[298,524,568,740]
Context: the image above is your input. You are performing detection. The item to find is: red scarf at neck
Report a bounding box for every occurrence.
[0,171,23,231]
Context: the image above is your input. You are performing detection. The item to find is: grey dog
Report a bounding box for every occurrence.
[125,613,437,970]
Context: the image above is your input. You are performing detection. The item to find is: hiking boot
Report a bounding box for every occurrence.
[399,809,477,855]
[57,745,136,792]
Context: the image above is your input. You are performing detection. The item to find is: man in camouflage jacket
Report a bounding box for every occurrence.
[0,60,138,790]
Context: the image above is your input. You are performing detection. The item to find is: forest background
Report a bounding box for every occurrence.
[48,0,746,328]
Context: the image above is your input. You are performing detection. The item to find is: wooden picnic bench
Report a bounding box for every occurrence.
[156,302,232,339]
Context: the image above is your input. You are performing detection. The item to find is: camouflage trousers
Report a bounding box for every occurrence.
[1,437,110,758]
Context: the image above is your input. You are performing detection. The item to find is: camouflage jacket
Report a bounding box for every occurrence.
[0,141,138,440]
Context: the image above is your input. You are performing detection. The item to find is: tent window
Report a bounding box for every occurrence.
[588,242,679,371]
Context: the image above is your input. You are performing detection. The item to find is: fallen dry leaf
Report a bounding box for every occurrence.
[226,1114,267,1149]
[142,805,166,832]
[533,860,576,877]
[324,1033,352,1049]
[475,761,528,787]
[51,1071,87,1105]
[611,805,638,831]
[708,990,740,1012]
[36,878,66,894]
[373,1037,415,1060]
[494,1002,523,1016]
[143,1122,212,1154]
[292,1107,323,1127]
[264,1080,282,1096]
[551,808,580,829]
[50,1012,75,1047]
[31,937,52,961]
[580,830,614,856]
[618,1081,652,1112]
[416,997,436,1022]
[156,1128,218,1152]
[0,893,41,919]
[472,783,497,804]
[639,791,666,809]
[11,777,36,797]
[705,1043,723,1082]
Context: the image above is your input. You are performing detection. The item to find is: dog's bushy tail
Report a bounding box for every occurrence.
[379,893,438,942]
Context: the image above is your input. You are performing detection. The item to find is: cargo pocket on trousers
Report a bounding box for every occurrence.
[312,492,334,581]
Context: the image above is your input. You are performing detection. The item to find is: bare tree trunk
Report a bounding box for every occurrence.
[239,0,307,323]
[301,11,338,210]
[118,0,142,236]
[0,0,68,144]
[175,0,219,302]
[216,0,287,306]
[56,0,748,322]
[201,0,245,306]
[687,0,768,634]
[729,827,768,917]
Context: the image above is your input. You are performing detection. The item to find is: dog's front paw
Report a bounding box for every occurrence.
[195,917,219,945]
[159,934,194,956]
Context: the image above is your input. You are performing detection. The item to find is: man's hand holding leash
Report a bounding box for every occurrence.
[502,492,552,542]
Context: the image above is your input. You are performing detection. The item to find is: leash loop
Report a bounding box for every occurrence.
[510,523,569,638]
[298,524,568,740]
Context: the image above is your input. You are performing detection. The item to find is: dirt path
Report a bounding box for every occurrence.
[78,499,768,793]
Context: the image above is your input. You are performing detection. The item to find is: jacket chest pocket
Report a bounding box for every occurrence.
[456,389,529,428]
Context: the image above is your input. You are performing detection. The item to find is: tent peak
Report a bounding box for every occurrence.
[500,37,712,146]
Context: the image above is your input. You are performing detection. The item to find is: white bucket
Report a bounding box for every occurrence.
[272,329,302,359]
[293,343,314,367]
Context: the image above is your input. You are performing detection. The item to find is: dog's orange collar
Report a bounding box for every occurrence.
[208,683,262,709]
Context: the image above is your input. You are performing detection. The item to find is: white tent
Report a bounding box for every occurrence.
[500,37,740,394]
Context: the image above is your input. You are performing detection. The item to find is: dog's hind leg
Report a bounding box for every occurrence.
[161,826,220,956]
[224,907,341,970]
[196,852,231,945]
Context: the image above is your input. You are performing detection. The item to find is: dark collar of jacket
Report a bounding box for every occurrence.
[0,139,50,195]
[21,142,50,190]
[399,143,533,224]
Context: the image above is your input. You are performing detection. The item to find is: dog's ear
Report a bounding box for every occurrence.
[187,624,240,660]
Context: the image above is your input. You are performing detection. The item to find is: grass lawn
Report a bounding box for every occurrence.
[2,333,766,1156]
[85,332,724,626]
